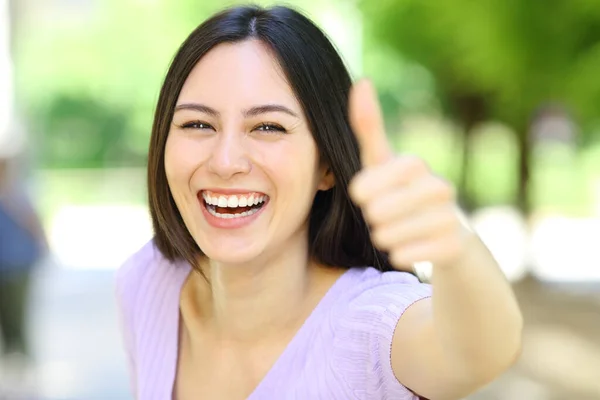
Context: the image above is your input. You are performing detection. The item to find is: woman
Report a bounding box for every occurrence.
[116,5,522,400]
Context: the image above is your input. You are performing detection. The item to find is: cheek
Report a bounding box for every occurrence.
[264,141,321,193]
[163,136,177,183]
[164,135,208,228]
[164,134,204,188]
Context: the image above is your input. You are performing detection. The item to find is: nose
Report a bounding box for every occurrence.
[207,131,252,180]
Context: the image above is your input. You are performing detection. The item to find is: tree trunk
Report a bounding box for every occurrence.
[458,128,474,210]
[452,94,488,212]
[516,126,532,215]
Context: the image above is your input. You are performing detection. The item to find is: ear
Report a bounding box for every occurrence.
[317,167,335,191]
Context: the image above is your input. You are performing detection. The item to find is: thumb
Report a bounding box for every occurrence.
[349,79,393,167]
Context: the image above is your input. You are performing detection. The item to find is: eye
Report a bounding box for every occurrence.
[254,123,287,134]
[179,121,214,130]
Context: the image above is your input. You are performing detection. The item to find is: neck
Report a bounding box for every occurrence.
[182,231,323,344]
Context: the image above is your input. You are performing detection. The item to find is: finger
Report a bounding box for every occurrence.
[349,156,430,204]
[370,205,460,250]
[361,176,455,225]
[349,79,393,167]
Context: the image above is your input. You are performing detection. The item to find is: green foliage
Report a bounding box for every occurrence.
[360,0,600,213]
[361,0,600,130]
[15,0,220,168]
[15,0,358,169]
[40,95,138,168]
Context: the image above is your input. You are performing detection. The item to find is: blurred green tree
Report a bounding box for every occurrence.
[362,0,600,213]
[15,0,221,169]
[40,95,136,168]
[15,0,355,169]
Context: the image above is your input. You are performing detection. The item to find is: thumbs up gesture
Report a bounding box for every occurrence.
[348,80,468,271]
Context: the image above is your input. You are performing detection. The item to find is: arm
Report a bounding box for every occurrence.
[391,228,522,400]
[347,79,522,399]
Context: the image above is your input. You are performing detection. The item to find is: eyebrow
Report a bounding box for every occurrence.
[174,103,299,118]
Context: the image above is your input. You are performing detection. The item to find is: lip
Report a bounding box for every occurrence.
[197,189,269,229]
[199,188,267,196]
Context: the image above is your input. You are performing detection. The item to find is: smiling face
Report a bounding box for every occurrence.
[164,40,334,266]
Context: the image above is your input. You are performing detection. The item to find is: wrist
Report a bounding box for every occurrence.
[412,207,479,283]
[413,227,481,283]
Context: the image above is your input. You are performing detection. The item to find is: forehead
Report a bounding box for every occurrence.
[177,40,299,108]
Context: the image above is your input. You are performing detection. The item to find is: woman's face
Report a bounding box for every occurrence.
[165,40,333,265]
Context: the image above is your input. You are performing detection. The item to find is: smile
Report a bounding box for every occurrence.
[200,190,269,220]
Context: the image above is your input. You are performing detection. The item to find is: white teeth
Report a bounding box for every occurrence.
[227,196,238,207]
[206,204,262,219]
[203,192,267,208]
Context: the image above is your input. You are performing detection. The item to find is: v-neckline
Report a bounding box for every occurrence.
[168,264,355,400]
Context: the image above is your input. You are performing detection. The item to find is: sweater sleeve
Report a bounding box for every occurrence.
[332,268,432,400]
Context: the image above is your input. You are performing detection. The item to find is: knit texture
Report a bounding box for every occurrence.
[116,241,432,400]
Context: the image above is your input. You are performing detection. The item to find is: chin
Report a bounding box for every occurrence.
[197,236,267,267]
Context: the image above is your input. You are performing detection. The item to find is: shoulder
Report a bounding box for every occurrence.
[115,240,190,320]
[329,267,432,398]
[115,240,162,305]
[115,240,191,397]
[342,266,432,310]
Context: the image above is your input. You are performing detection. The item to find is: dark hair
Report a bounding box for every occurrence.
[148,4,394,274]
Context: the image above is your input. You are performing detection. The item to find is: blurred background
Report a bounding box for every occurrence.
[0,0,599,399]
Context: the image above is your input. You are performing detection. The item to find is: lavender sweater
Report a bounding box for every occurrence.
[116,241,432,400]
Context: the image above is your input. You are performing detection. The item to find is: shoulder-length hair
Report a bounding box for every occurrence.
[148,4,394,274]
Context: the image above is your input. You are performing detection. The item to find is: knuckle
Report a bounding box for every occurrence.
[398,155,429,176]
[408,156,429,172]
[430,177,455,200]
[349,177,368,202]
[389,249,406,266]
[363,202,378,222]
[371,228,387,248]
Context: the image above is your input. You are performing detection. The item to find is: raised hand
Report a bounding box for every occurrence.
[348,79,468,271]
